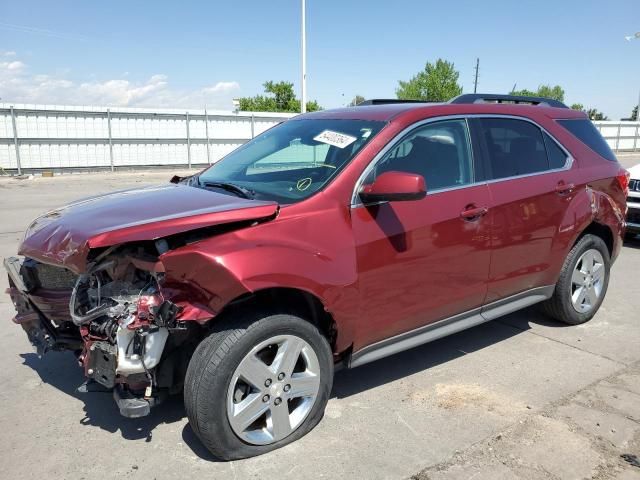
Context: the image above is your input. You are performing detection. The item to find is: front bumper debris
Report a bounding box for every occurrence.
[4,256,28,292]
[4,254,185,418]
[113,385,164,418]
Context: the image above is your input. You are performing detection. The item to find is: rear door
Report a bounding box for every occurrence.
[351,118,492,349]
[469,117,574,303]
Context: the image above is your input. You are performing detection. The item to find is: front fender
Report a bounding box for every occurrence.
[159,201,361,350]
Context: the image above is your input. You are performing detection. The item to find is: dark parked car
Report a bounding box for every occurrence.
[5,94,629,459]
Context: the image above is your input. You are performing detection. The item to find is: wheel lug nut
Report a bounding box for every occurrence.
[262,394,270,403]
[264,379,272,387]
[284,384,291,392]
[278,372,285,381]
[274,397,282,405]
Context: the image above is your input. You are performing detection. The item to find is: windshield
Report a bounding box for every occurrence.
[197,118,385,203]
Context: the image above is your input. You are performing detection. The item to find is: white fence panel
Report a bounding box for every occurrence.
[2,104,638,175]
[593,121,640,152]
[0,103,295,173]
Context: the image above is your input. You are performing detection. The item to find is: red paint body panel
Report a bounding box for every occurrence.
[11,101,627,358]
[484,168,579,302]
[18,184,278,273]
[351,184,492,350]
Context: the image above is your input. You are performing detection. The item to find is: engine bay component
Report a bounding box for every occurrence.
[21,251,181,413]
[116,326,169,375]
[86,341,117,388]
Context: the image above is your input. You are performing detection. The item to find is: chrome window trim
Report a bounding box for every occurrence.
[350,114,575,208]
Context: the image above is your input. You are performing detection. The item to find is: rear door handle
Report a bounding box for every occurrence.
[555,182,575,195]
[460,205,489,220]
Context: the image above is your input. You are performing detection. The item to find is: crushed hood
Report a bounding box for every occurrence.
[19,183,279,273]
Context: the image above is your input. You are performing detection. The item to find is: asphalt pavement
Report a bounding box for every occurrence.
[0,157,639,480]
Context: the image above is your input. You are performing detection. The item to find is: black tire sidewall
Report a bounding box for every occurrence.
[555,234,611,325]
[185,314,333,460]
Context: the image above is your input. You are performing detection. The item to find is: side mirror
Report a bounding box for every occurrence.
[359,171,427,204]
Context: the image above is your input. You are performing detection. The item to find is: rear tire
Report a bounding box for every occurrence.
[184,310,333,460]
[541,234,610,325]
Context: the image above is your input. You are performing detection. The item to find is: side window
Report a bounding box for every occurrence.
[543,132,569,169]
[478,118,549,179]
[374,119,473,191]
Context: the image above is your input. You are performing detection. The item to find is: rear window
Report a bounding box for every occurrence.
[557,119,617,162]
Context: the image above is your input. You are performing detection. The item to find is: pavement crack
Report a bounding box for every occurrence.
[496,319,627,367]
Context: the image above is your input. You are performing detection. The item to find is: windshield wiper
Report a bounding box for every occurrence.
[198,178,255,199]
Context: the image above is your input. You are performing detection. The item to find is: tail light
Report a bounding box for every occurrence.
[617,168,630,196]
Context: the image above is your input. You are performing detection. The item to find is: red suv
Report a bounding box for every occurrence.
[4,94,629,459]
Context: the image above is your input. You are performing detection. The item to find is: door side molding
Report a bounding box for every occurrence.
[349,285,555,368]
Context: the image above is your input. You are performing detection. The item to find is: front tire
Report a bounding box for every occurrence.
[541,234,610,325]
[184,311,333,460]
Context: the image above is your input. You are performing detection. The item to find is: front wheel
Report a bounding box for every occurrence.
[184,311,333,460]
[541,234,610,325]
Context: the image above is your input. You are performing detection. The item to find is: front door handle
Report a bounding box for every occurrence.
[555,182,575,195]
[460,205,489,220]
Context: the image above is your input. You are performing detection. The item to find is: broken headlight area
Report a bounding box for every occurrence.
[5,252,197,418]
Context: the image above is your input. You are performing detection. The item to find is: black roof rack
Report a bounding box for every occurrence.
[450,93,568,109]
[356,99,429,106]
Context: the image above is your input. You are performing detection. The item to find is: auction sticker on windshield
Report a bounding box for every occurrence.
[314,130,357,149]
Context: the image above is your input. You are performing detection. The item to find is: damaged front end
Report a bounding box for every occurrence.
[5,183,280,418]
[5,248,197,418]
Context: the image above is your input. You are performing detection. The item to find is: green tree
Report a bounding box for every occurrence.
[349,95,365,106]
[305,99,322,112]
[396,58,463,102]
[510,84,565,102]
[570,103,608,120]
[630,106,638,121]
[238,81,322,113]
[586,108,608,121]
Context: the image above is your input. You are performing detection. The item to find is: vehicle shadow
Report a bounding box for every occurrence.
[330,306,557,399]
[20,305,560,462]
[20,351,186,443]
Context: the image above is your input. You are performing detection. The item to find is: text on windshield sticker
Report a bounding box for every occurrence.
[313,130,357,149]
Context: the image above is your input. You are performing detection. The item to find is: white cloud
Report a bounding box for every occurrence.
[0,54,240,109]
[203,81,240,94]
[4,60,25,71]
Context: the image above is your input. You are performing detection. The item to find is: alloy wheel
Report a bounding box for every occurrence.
[226,334,321,445]
[570,248,605,314]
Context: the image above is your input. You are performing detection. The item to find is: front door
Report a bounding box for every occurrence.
[351,118,492,350]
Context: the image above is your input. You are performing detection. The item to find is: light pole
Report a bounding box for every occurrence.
[626,32,640,120]
[301,0,307,113]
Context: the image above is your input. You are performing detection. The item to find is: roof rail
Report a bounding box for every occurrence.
[356,99,428,106]
[450,93,568,109]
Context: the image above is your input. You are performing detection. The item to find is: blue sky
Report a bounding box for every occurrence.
[1,0,639,119]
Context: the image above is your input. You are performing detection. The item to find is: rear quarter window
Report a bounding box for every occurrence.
[557,119,617,162]
[543,132,569,169]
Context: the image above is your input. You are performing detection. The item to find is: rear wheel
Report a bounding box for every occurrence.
[541,234,610,325]
[184,311,333,460]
